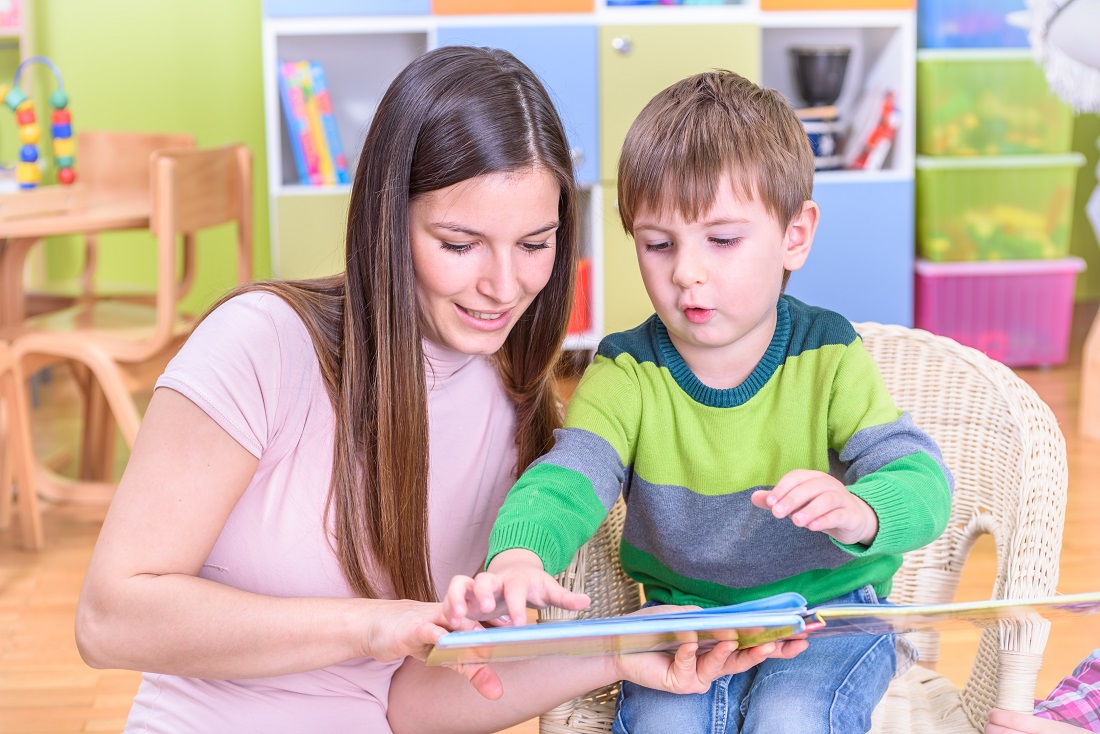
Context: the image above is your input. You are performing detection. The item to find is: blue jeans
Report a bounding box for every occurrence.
[612,585,897,734]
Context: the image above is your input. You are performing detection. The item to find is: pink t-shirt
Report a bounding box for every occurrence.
[126,292,518,733]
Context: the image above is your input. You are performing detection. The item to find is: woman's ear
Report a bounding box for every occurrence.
[783,200,820,272]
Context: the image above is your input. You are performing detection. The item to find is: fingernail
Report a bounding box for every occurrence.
[767,496,777,506]
[793,513,804,524]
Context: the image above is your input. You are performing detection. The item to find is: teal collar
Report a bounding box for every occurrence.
[655,297,792,408]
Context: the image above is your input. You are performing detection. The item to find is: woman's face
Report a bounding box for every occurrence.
[409,167,561,355]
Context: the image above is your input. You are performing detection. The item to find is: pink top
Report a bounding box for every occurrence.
[126,292,518,733]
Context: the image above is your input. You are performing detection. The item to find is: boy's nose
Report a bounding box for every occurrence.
[672,251,707,288]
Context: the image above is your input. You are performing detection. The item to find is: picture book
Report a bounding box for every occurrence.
[308,61,350,185]
[277,61,322,186]
[426,590,1100,666]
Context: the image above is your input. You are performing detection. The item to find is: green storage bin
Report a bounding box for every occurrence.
[916,153,1086,262]
[917,49,1074,156]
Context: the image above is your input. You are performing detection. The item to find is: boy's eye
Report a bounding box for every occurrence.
[441,242,474,255]
[710,237,742,247]
[644,241,672,252]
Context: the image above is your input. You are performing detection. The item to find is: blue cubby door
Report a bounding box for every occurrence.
[265,0,430,16]
[787,178,914,326]
[436,25,599,186]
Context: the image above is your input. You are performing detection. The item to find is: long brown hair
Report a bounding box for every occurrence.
[216,47,577,602]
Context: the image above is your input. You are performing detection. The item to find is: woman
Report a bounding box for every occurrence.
[75,46,805,733]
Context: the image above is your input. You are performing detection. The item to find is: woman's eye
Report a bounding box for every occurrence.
[711,237,742,247]
[441,242,474,255]
[645,241,672,252]
[521,241,552,253]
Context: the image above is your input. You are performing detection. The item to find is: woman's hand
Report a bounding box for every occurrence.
[365,599,509,700]
[611,604,809,694]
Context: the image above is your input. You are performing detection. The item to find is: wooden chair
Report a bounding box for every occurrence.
[539,323,1069,734]
[22,130,198,316]
[3,144,253,550]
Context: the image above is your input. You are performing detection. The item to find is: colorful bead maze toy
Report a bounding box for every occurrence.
[0,56,75,189]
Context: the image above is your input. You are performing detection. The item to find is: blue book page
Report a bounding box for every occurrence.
[427,596,809,666]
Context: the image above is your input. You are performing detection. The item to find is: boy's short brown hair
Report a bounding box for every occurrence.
[617,70,814,238]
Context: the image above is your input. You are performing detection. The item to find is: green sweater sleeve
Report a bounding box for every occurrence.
[827,338,954,558]
[487,353,643,574]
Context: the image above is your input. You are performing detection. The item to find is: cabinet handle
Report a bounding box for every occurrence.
[570,147,585,168]
[611,36,633,55]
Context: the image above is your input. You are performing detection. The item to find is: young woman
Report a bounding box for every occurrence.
[75,46,805,733]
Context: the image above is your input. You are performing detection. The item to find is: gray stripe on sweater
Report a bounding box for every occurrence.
[622,478,856,589]
[840,412,955,492]
[531,427,626,511]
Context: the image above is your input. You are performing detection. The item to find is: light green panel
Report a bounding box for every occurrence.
[33,0,271,314]
[1070,114,1100,300]
[601,184,652,334]
[275,193,349,279]
[598,24,760,182]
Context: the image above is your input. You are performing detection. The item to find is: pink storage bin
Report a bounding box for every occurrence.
[915,257,1086,368]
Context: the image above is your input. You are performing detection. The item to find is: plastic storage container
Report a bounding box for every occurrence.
[915,257,1085,367]
[915,153,1085,262]
[917,50,1074,156]
[917,0,1029,48]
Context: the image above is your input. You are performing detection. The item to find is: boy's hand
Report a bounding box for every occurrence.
[441,549,590,629]
[751,469,879,546]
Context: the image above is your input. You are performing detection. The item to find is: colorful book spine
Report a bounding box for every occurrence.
[279,61,323,186]
[276,62,309,185]
[309,61,350,184]
[298,61,336,185]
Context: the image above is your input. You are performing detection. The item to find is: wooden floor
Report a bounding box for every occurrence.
[2,308,1100,734]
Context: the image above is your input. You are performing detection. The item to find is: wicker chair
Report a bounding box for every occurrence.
[539,323,1068,734]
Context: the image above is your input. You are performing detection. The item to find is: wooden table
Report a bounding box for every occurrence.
[0,184,149,331]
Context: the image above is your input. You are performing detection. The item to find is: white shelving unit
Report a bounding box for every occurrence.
[261,0,918,347]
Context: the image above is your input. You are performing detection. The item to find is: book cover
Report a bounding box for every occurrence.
[276,62,310,186]
[279,61,323,186]
[309,61,350,185]
[427,590,1100,666]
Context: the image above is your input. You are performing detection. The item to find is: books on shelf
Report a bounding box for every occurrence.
[277,60,350,187]
[426,590,1100,666]
[845,88,899,171]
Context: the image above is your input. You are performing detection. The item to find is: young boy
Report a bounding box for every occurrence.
[443,70,954,734]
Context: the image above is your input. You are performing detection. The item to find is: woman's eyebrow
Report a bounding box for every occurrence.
[432,221,559,238]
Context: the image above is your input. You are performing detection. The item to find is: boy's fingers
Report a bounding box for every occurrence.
[544,581,591,612]
[750,490,772,509]
[791,494,843,528]
[806,507,849,532]
[503,578,530,627]
[472,573,503,615]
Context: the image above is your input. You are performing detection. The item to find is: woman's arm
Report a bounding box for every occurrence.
[75,388,453,680]
[388,636,808,733]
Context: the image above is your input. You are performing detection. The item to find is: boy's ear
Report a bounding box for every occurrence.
[783,200,819,272]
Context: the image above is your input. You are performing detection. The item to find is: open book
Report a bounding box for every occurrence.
[426,590,1100,666]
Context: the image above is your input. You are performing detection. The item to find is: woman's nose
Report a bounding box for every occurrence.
[478,251,520,304]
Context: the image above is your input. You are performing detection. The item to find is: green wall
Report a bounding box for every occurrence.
[17,0,270,313]
[1071,113,1100,300]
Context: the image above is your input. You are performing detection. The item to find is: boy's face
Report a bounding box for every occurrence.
[632,176,817,386]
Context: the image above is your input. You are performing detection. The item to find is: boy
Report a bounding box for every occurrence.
[443,70,954,734]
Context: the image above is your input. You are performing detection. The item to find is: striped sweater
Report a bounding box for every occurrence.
[488,296,954,608]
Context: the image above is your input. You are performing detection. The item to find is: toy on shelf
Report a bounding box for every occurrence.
[0,55,75,189]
